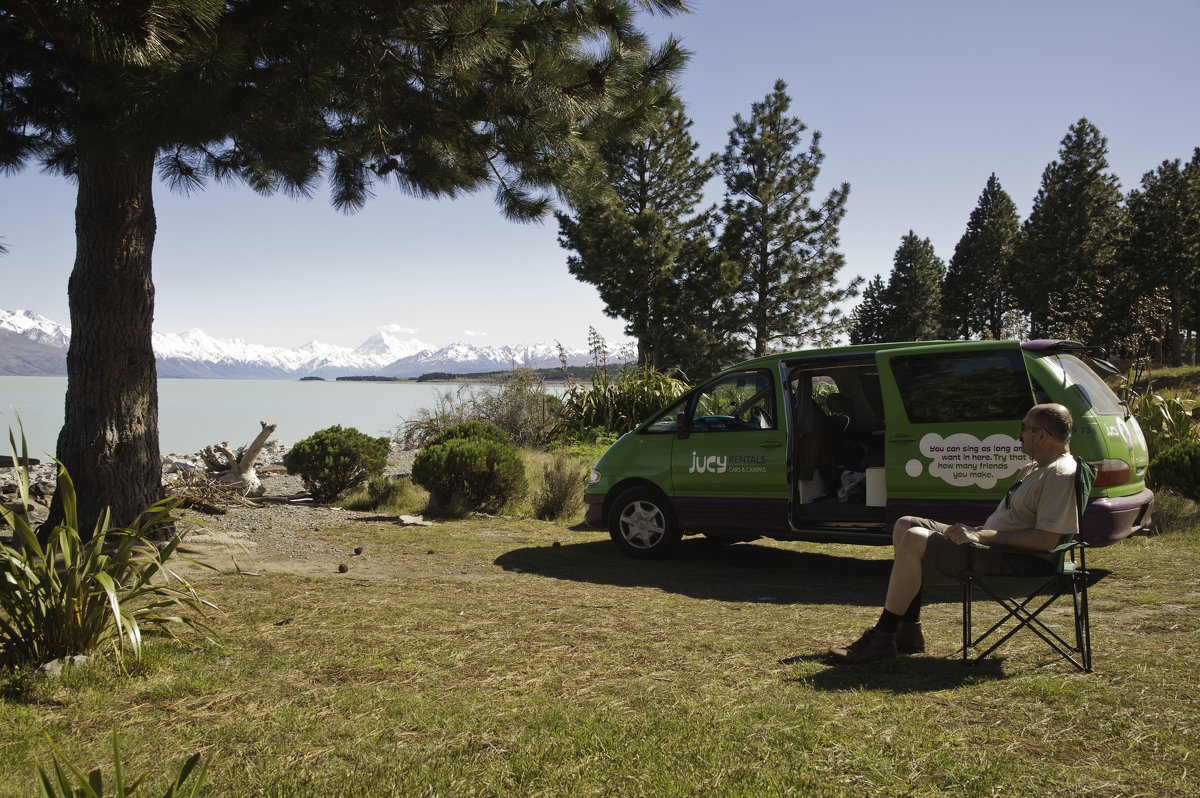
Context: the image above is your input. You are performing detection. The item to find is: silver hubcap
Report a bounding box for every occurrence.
[618,500,666,549]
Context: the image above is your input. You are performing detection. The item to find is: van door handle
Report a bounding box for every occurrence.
[890,436,916,443]
[760,441,785,449]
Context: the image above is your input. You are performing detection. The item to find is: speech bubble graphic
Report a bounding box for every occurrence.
[919,432,1029,488]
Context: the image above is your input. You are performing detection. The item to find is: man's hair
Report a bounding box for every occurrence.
[1031,403,1073,441]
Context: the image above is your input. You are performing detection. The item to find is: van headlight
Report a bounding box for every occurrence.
[589,469,602,484]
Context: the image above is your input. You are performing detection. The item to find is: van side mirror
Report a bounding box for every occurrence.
[676,411,690,439]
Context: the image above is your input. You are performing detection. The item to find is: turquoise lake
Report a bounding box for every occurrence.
[0,377,505,456]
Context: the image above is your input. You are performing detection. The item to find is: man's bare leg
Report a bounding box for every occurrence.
[828,517,931,663]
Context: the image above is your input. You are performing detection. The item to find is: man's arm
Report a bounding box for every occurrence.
[944,524,1065,551]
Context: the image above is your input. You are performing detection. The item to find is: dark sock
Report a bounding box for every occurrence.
[875,609,901,634]
[901,592,923,623]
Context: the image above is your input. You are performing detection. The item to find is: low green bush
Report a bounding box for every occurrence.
[533,454,586,521]
[0,430,215,668]
[284,425,389,504]
[412,427,527,514]
[1148,439,1200,502]
[426,420,513,449]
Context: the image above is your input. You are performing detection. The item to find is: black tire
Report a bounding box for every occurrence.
[607,486,681,559]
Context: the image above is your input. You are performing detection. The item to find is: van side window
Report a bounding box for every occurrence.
[644,398,687,433]
[688,370,776,432]
[890,350,1032,423]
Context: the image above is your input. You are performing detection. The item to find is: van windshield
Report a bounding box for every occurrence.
[1039,353,1126,415]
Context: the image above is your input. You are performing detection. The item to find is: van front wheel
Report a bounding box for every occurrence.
[609,487,681,559]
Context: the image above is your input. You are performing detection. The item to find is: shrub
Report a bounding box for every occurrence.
[0,429,215,668]
[412,435,527,514]
[284,425,390,504]
[426,419,513,449]
[1148,439,1200,502]
[340,477,426,514]
[533,454,586,521]
[401,370,563,448]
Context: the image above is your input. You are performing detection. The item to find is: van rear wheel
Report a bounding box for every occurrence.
[608,487,681,559]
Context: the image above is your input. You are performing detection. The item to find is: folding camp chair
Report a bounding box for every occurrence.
[961,456,1097,672]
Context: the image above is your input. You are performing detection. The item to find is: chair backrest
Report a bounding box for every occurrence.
[1052,455,1098,573]
[1073,455,1097,532]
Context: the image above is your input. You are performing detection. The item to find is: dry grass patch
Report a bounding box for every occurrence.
[2,514,1198,796]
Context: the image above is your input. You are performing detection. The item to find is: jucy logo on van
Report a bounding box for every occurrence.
[687,452,769,474]
[584,339,1155,559]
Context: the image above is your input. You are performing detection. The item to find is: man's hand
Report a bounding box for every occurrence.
[946,524,983,545]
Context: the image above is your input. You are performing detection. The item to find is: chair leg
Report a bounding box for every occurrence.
[963,577,972,665]
[962,575,1092,672]
[1072,569,1092,672]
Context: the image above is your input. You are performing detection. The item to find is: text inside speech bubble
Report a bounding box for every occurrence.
[916,432,1029,488]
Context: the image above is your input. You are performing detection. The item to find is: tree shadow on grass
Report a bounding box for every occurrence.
[495,535,948,608]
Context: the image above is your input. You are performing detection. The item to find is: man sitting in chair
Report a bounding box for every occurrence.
[829,403,1080,664]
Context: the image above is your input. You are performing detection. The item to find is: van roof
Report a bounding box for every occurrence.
[727,339,1089,372]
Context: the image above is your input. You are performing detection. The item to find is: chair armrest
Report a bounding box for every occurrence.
[967,537,1082,556]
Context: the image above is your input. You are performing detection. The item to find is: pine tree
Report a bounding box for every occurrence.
[1124,153,1200,365]
[848,275,889,344]
[881,232,946,341]
[943,174,1021,339]
[1012,119,1126,345]
[556,93,738,377]
[719,80,858,356]
[0,1,687,533]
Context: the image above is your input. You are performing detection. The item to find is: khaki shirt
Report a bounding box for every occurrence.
[984,452,1079,539]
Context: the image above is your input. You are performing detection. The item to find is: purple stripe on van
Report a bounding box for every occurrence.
[673,497,790,534]
[885,499,997,529]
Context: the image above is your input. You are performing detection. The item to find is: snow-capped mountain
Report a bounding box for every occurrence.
[0,308,596,378]
[0,309,71,348]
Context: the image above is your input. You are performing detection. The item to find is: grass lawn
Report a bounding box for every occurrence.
[2,512,1198,796]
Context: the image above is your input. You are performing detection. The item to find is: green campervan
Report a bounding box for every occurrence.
[583,339,1154,558]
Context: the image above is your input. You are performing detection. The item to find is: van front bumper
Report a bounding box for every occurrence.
[583,493,606,528]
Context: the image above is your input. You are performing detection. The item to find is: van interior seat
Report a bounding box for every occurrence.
[826,392,884,471]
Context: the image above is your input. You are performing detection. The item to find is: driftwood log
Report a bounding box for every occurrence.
[200,421,277,498]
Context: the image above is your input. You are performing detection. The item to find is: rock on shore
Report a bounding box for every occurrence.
[1,439,416,528]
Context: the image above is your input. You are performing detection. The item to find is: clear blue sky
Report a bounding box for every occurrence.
[1,0,1196,350]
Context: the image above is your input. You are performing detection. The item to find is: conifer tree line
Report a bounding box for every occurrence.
[561,105,1200,378]
[850,119,1200,367]
[557,79,860,381]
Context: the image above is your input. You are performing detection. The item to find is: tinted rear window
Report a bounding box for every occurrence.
[1040,354,1125,415]
[890,349,1033,424]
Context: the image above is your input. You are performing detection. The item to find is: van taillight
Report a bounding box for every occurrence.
[1091,459,1131,487]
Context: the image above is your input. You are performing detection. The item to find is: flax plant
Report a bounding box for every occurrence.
[0,428,216,668]
[562,363,689,435]
[35,727,208,798]
[1118,369,1200,460]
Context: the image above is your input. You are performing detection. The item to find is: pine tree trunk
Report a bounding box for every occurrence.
[46,140,163,536]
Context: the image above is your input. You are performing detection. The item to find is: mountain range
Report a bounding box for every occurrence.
[0,309,601,379]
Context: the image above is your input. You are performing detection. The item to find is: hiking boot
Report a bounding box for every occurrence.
[828,627,897,664]
[895,621,926,654]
